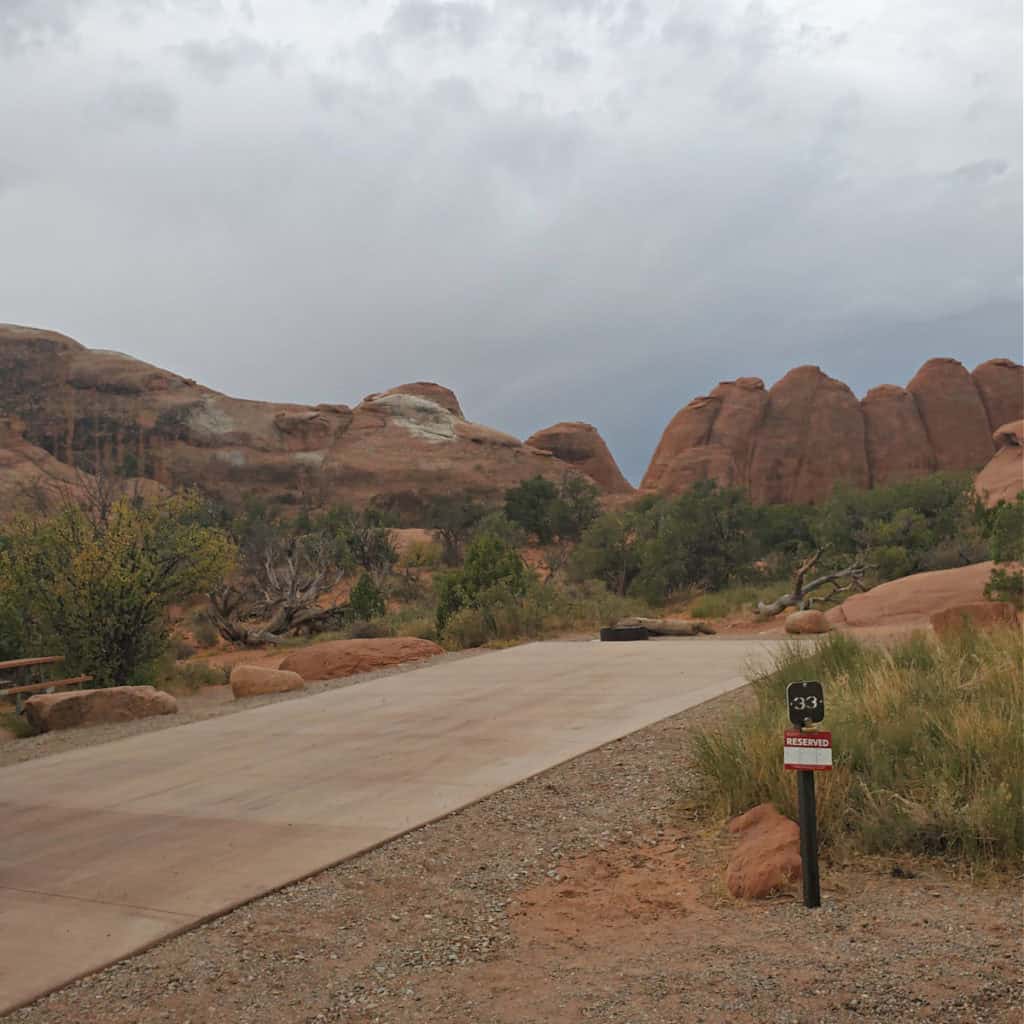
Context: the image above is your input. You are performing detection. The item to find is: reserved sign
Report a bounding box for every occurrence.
[784,730,833,771]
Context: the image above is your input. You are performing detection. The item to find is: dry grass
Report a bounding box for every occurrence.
[690,627,1023,866]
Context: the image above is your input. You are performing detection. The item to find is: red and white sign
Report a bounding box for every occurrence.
[784,730,833,771]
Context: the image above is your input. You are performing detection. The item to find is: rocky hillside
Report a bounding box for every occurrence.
[0,324,625,515]
[643,358,1022,504]
[2,324,1020,514]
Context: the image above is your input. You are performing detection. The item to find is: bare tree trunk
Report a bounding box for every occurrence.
[756,548,872,617]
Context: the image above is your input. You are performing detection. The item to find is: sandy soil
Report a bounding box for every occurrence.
[8,684,1020,1024]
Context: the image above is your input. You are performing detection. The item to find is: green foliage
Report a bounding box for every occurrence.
[568,511,642,596]
[689,628,1023,866]
[0,493,236,687]
[504,476,559,543]
[985,568,1024,608]
[987,495,1024,563]
[814,473,986,580]
[434,533,530,633]
[428,496,489,566]
[983,495,1024,608]
[504,475,600,545]
[349,573,386,620]
[571,483,757,603]
[440,579,650,650]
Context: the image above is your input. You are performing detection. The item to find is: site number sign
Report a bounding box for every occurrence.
[786,681,825,727]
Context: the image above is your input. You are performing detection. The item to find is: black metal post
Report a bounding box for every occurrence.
[797,768,821,908]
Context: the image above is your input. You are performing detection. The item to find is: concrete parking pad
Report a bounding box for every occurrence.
[0,637,774,1014]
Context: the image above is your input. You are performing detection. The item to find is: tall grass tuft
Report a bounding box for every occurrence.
[689,627,1023,866]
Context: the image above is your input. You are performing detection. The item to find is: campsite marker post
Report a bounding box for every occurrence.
[784,681,831,909]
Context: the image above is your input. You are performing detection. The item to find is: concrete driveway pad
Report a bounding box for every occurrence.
[0,637,774,1014]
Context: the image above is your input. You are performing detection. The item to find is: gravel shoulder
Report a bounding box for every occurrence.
[9,682,1020,1024]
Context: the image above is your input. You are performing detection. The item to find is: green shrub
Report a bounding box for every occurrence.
[349,573,386,620]
[0,493,235,687]
[435,533,529,632]
[689,629,1023,866]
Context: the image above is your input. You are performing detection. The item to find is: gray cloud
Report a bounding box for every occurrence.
[172,33,291,82]
[97,79,179,126]
[0,0,86,54]
[0,0,1020,483]
[387,1,491,48]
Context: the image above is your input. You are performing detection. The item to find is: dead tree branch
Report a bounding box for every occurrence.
[756,548,873,617]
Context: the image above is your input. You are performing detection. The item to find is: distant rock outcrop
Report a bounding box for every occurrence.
[644,357,1022,504]
[525,422,632,494]
[0,325,590,514]
[975,420,1023,507]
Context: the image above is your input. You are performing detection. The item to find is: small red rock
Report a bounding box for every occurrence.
[280,637,444,682]
[725,804,802,899]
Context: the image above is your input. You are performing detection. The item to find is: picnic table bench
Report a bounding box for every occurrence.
[0,657,93,713]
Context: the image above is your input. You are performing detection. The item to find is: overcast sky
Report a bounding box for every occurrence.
[2,0,1021,481]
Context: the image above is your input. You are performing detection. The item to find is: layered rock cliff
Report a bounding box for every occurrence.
[643,357,1023,504]
[0,324,605,513]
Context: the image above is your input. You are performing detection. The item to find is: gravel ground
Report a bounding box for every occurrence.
[0,649,485,768]
[8,683,1021,1024]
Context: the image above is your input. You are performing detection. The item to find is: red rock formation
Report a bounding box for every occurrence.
[975,420,1023,507]
[525,422,632,493]
[364,382,464,418]
[641,378,768,494]
[906,358,994,471]
[0,324,579,514]
[747,367,869,505]
[862,384,936,486]
[972,359,1024,433]
[645,356,1022,504]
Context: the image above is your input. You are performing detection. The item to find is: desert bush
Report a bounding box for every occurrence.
[152,654,229,695]
[984,495,1024,608]
[399,540,443,569]
[349,573,386,620]
[191,612,220,649]
[689,629,1023,865]
[0,492,235,687]
[172,638,197,661]
[504,474,600,545]
[346,618,395,639]
[435,533,530,632]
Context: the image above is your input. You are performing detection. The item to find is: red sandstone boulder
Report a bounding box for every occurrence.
[862,385,936,486]
[975,420,1023,508]
[972,359,1024,433]
[725,804,802,899]
[279,637,444,682]
[827,562,996,629]
[230,665,305,699]
[930,602,1019,636]
[785,610,831,635]
[24,685,177,733]
[525,422,632,494]
[906,358,994,472]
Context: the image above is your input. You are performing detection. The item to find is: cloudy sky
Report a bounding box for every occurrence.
[1,0,1021,481]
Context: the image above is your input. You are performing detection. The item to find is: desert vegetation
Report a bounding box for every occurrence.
[690,628,1023,866]
[1,466,1017,685]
